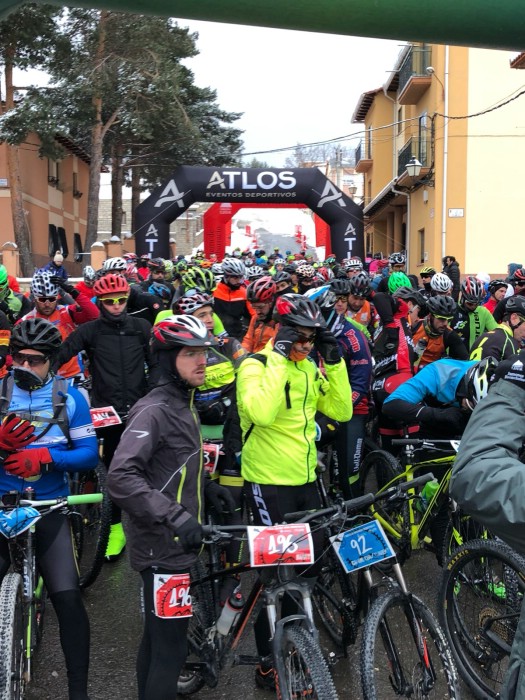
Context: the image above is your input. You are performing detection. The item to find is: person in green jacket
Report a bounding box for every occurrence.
[236,292,352,689]
[451,276,498,350]
[450,350,525,699]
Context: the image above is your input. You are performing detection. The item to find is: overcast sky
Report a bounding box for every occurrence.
[176,19,403,167]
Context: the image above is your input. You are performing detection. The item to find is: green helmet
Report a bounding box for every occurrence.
[183,267,216,293]
[0,265,8,287]
[388,271,412,295]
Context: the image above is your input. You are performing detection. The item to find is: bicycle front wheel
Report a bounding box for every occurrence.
[360,589,459,699]
[313,548,357,649]
[438,538,525,699]
[0,573,25,700]
[275,624,338,700]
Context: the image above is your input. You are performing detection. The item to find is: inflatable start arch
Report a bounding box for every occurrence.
[135,166,363,261]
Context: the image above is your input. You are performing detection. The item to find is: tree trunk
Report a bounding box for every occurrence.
[111,141,124,239]
[3,50,33,275]
[130,160,141,235]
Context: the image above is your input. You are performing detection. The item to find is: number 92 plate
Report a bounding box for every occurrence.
[330,520,395,574]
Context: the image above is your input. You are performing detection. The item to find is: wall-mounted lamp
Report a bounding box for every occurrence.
[406,157,423,178]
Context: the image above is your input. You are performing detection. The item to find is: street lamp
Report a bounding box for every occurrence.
[348,183,358,196]
[406,157,422,178]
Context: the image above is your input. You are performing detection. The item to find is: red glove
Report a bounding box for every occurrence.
[0,414,37,452]
[3,448,53,479]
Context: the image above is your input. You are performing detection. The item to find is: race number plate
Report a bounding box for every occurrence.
[202,442,221,475]
[153,573,192,618]
[247,524,314,567]
[89,406,122,428]
[330,520,395,574]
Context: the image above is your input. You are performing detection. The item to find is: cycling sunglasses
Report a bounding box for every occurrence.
[432,314,454,321]
[296,332,317,344]
[36,296,57,303]
[12,352,49,367]
[100,296,129,306]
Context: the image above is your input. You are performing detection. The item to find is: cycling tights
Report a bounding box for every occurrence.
[137,567,190,700]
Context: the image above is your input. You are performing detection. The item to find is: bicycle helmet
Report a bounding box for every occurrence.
[419,266,436,276]
[344,257,363,271]
[123,253,138,263]
[199,260,212,269]
[175,260,188,273]
[273,271,292,285]
[93,273,130,297]
[183,267,216,293]
[430,272,453,294]
[488,279,508,295]
[387,271,412,294]
[10,318,62,357]
[221,259,246,277]
[296,264,316,279]
[151,315,216,351]
[348,272,371,297]
[102,257,127,273]
[148,257,165,272]
[211,263,223,276]
[505,294,525,316]
[317,266,334,283]
[388,252,406,266]
[464,357,499,411]
[176,289,214,315]
[274,293,325,328]
[83,265,96,283]
[324,256,336,266]
[0,265,8,289]
[426,295,457,317]
[304,285,336,309]
[163,260,174,278]
[512,268,525,284]
[330,278,351,296]
[460,276,484,304]
[393,287,427,307]
[247,276,276,303]
[31,272,59,298]
[245,265,265,281]
[148,282,172,301]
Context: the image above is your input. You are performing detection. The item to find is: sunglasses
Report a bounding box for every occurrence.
[100,296,129,306]
[12,352,49,367]
[296,332,317,344]
[36,296,57,303]
[515,281,525,287]
[433,315,454,321]
[336,296,348,302]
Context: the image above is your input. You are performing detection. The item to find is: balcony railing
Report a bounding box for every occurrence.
[355,139,373,173]
[398,45,432,93]
[397,137,431,177]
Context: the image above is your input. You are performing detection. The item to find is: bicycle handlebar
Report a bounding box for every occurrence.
[391,438,460,447]
[283,493,375,524]
[16,493,104,508]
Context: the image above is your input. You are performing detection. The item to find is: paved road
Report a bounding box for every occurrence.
[25,545,474,700]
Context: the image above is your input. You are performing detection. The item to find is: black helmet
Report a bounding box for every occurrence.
[426,295,457,317]
[393,286,426,307]
[330,278,351,296]
[10,318,62,357]
[488,279,507,295]
[274,294,325,328]
[273,271,292,285]
[505,295,525,316]
[150,315,217,352]
[348,272,371,297]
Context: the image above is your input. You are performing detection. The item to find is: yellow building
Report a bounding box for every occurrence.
[353,43,525,278]
[0,134,90,274]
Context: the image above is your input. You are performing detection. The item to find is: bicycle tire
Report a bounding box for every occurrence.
[178,558,215,696]
[275,624,339,700]
[313,548,358,649]
[442,511,491,564]
[438,538,525,699]
[360,450,409,561]
[70,461,112,589]
[0,573,25,700]
[360,588,459,699]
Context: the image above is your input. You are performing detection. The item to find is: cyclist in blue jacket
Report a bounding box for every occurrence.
[0,318,98,700]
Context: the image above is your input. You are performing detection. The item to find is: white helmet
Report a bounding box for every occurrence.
[430,272,453,294]
[222,259,246,277]
[102,257,127,272]
[31,272,59,298]
[245,265,264,280]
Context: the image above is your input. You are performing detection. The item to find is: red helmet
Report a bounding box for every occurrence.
[150,316,217,352]
[247,276,276,303]
[93,274,130,297]
[274,293,324,328]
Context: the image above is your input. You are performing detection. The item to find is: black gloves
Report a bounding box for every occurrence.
[315,327,340,365]
[175,514,203,553]
[272,326,299,359]
[492,351,525,390]
[205,479,236,516]
[418,406,467,433]
[0,301,9,314]
[50,276,78,299]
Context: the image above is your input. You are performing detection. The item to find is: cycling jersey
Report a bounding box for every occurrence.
[451,305,498,349]
[0,376,98,498]
[469,325,520,362]
[241,316,278,353]
[411,320,468,368]
[213,281,254,341]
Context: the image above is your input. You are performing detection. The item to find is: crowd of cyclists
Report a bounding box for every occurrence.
[0,243,525,699]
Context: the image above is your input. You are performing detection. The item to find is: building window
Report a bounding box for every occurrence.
[73,233,83,263]
[366,125,373,159]
[397,107,403,135]
[418,112,430,165]
[47,160,60,187]
[418,228,425,264]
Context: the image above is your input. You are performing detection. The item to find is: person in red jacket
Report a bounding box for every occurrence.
[242,276,278,353]
[74,266,97,299]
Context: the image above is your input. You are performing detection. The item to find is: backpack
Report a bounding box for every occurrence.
[0,374,72,446]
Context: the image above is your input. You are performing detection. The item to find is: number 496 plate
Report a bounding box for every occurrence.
[330,520,395,574]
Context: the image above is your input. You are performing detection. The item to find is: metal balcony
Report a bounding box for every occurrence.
[354,139,373,173]
[398,45,432,105]
[397,137,431,177]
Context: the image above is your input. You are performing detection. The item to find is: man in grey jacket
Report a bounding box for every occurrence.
[451,349,525,699]
[107,315,234,700]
